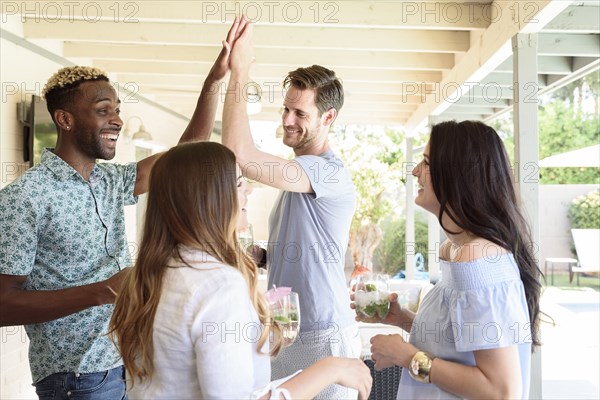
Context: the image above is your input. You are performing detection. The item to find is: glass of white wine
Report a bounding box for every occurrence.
[238,223,253,251]
[272,292,300,347]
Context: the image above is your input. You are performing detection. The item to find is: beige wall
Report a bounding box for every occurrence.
[0,19,188,398]
[539,184,599,270]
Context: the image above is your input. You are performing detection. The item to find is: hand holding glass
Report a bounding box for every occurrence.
[271,292,300,347]
[354,274,390,323]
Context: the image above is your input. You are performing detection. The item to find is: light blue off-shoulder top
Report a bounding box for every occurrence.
[397,253,532,399]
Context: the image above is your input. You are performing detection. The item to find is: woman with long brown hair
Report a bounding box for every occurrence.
[360,120,542,399]
[110,142,371,399]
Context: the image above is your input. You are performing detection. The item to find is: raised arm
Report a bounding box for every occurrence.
[0,270,129,326]
[179,16,243,144]
[134,17,244,196]
[222,19,312,193]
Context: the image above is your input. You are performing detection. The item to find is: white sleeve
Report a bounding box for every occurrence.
[190,270,258,399]
[251,370,302,400]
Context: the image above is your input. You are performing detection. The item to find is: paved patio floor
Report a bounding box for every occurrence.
[541,286,600,399]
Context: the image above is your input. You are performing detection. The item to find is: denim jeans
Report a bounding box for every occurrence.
[34,366,127,400]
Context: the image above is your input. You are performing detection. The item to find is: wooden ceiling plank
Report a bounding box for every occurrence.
[25,1,492,30]
[406,0,573,131]
[24,19,470,52]
[64,42,456,70]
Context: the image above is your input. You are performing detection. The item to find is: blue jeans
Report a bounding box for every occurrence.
[34,366,127,400]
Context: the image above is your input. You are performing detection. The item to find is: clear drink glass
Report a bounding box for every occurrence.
[238,223,253,251]
[271,292,300,347]
[354,273,390,323]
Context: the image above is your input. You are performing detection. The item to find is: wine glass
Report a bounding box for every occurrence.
[238,223,253,251]
[353,273,390,323]
[272,292,301,347]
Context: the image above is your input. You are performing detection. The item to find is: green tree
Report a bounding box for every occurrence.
[374,213,429,276]
[568,189,600,230]
[538,100,599,184]
[332,125,405,274]
[490,91,599,185]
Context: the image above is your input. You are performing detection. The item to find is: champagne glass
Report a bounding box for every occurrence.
[238,223,253,251]
[272,292,301,347]
[354,273,390,323]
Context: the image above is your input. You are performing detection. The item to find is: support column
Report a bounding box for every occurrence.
[512,32,541,400]
[427,213,441,283]
[405,137,415,280]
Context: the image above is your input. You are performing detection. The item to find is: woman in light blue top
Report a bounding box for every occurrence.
[361,120,542,399]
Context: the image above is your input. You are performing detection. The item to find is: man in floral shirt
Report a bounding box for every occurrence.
[0,18,244,399]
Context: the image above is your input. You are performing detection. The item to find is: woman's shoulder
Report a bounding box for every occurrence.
[440,237,508,263]
[168,252,247,292]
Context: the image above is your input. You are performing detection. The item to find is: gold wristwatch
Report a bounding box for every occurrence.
[408,351,436,383]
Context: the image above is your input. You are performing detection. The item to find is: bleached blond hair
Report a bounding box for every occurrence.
[42,66,108,99]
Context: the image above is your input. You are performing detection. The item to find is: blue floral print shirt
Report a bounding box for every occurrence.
[0,149,137,383]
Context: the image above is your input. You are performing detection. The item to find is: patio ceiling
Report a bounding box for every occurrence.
[4,0,600,133]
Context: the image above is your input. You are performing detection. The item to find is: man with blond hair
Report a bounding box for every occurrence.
[0,18,246,398]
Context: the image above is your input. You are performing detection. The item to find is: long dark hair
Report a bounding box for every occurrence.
[428,120,542,347]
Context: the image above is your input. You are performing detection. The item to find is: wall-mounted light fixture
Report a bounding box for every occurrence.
[123,116,153,143]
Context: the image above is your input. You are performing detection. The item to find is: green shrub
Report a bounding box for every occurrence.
[568,189,600,229]
[374,213,429,276]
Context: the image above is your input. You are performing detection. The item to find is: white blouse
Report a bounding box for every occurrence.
[128,247,294,399]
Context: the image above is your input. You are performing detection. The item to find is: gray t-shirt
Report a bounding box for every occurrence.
[267,150,356,331]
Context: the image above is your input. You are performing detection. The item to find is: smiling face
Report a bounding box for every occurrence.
[412,142,440,215]
[68,80,122,161]
[281,86,332,154]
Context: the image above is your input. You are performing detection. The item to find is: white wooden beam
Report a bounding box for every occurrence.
[512,32,541,400]
[23,19,471,52]
[19,1,492,30]
[93,60,443,83]
[405,1,572,132]
[116,73,436,96]
[543,5,600,33]
[538,33,600,57]
[64,42,456,71]
[443,105,499,115]
[145,90,430,106]
[480,72,547,88]
[405,137,415,280]
[496,56,572,74]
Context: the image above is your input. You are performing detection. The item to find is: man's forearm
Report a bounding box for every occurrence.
[179,77,223,144]
[222,71,255,157]
[0,281,107,327]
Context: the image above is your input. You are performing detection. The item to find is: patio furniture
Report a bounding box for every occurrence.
[363,357,402,400]
[544,257,577,286]
[570,229,600,285]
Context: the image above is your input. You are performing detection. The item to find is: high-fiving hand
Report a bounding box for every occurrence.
[208,16,252,82]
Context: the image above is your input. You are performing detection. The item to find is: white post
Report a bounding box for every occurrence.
[405,137,415,280]
[427,213,441,283]
[512,32,541,400]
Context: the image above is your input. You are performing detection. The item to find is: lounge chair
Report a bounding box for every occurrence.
[570,229,600,285]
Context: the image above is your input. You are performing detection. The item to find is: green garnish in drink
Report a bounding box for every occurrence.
[366,283,377,292]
